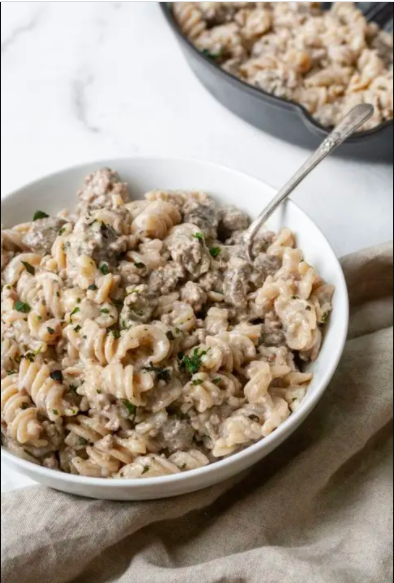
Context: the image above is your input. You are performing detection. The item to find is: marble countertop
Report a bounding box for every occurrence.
[1,2,393,493]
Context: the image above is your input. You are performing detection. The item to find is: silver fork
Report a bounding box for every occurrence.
[244,103,374,262]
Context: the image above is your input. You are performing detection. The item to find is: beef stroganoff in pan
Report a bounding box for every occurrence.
[1,169,334,479]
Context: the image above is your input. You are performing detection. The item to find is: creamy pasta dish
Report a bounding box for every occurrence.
[1,168,334,479]
[174,2,393,130]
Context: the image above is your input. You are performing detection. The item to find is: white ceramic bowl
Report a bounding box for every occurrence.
[1,157,349,500]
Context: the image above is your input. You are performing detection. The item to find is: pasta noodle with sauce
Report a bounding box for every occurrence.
[1,167,334,478]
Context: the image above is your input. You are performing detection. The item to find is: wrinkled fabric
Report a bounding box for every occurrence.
[2,244,393,583]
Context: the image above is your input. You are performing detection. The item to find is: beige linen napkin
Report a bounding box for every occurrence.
[2,244,393,583]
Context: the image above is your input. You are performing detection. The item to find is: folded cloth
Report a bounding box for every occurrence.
[2,244,393,583]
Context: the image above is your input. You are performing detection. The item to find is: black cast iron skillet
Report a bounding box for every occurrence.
[161,2,393,161]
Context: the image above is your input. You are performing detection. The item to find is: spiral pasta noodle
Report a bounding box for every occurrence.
[1,376,45,446]
[1,167,333,477]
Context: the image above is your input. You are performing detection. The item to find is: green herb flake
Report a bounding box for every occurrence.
[134,262,145,269]
[100,264,109,275]
[192,378,203,386]
[59,227,67,236]
[74,325,82,332]
[21,261,36,275]
[291,295,299,300]
[100,308,110,314]
[79,437,88,446]
[33,210,49,221]
[52,409,59,416]
[321,312,329,324]
[179,348,208,375]
[122,400,136,416]
[47,327,55,335]
[50,370,64,383]
[306,305,312,311]
[21,403,29,410]
[141,466,150,475]
[209,247,221,258]
[201,48,222,61]
[70,307,80,320]
[143,366,171,382]
[213,378,221,385]
[112,298,124,309]
[76,298,81,304]
[110,328,121,339]
[193,232,204,243]
[15,301,31,314]
[88,284,98,291]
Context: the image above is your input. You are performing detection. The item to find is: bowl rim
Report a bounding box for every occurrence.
[160,2,394,141]
[1,155,349,489]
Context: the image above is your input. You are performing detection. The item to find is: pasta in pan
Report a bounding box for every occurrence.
[1,168,334,478]
[173,2,393,131]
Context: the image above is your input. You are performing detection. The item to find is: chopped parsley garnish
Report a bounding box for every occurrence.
[291,295,299,300]
[59,227,67,236]
[141,466,150,475]
[122,400,136,416]
[100,308,110,314]
[201,48,222,61]
[88,284,98,291]
[110,328,121,339]
[209,247,221,258]
[47,327,55,334]
[134,262,145,269]
[21,261,35,275]
[306,305,312,311]
[100,264,109,275]
[74,325,82,332]
[76,298,81,304]
[79,437,88,446]
[15,301,31,313]
[33,210,49,221]
[213,378,221,385]
[143,366,171,382]
[179,348,208,375]
[70,307,80,321]
[321,312,329,324]
[52,409,59,416]
[112,298,124,309]
[23,352,35,362]
[50,370,64,383]
[21,403,29,410]
[193,232,204,243]
[192,378,203,386]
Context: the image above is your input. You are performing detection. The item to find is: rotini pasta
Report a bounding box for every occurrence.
[1,167,333,478]
[173,2,393,131]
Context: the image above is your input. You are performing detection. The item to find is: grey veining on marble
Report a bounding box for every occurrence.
[2,5,45,57]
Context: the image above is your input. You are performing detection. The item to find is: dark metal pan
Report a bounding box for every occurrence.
[161,2,393,161]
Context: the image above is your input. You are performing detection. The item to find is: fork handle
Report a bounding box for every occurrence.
[245,104,374,260]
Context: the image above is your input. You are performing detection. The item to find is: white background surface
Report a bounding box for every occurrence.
[1,1,393,493]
